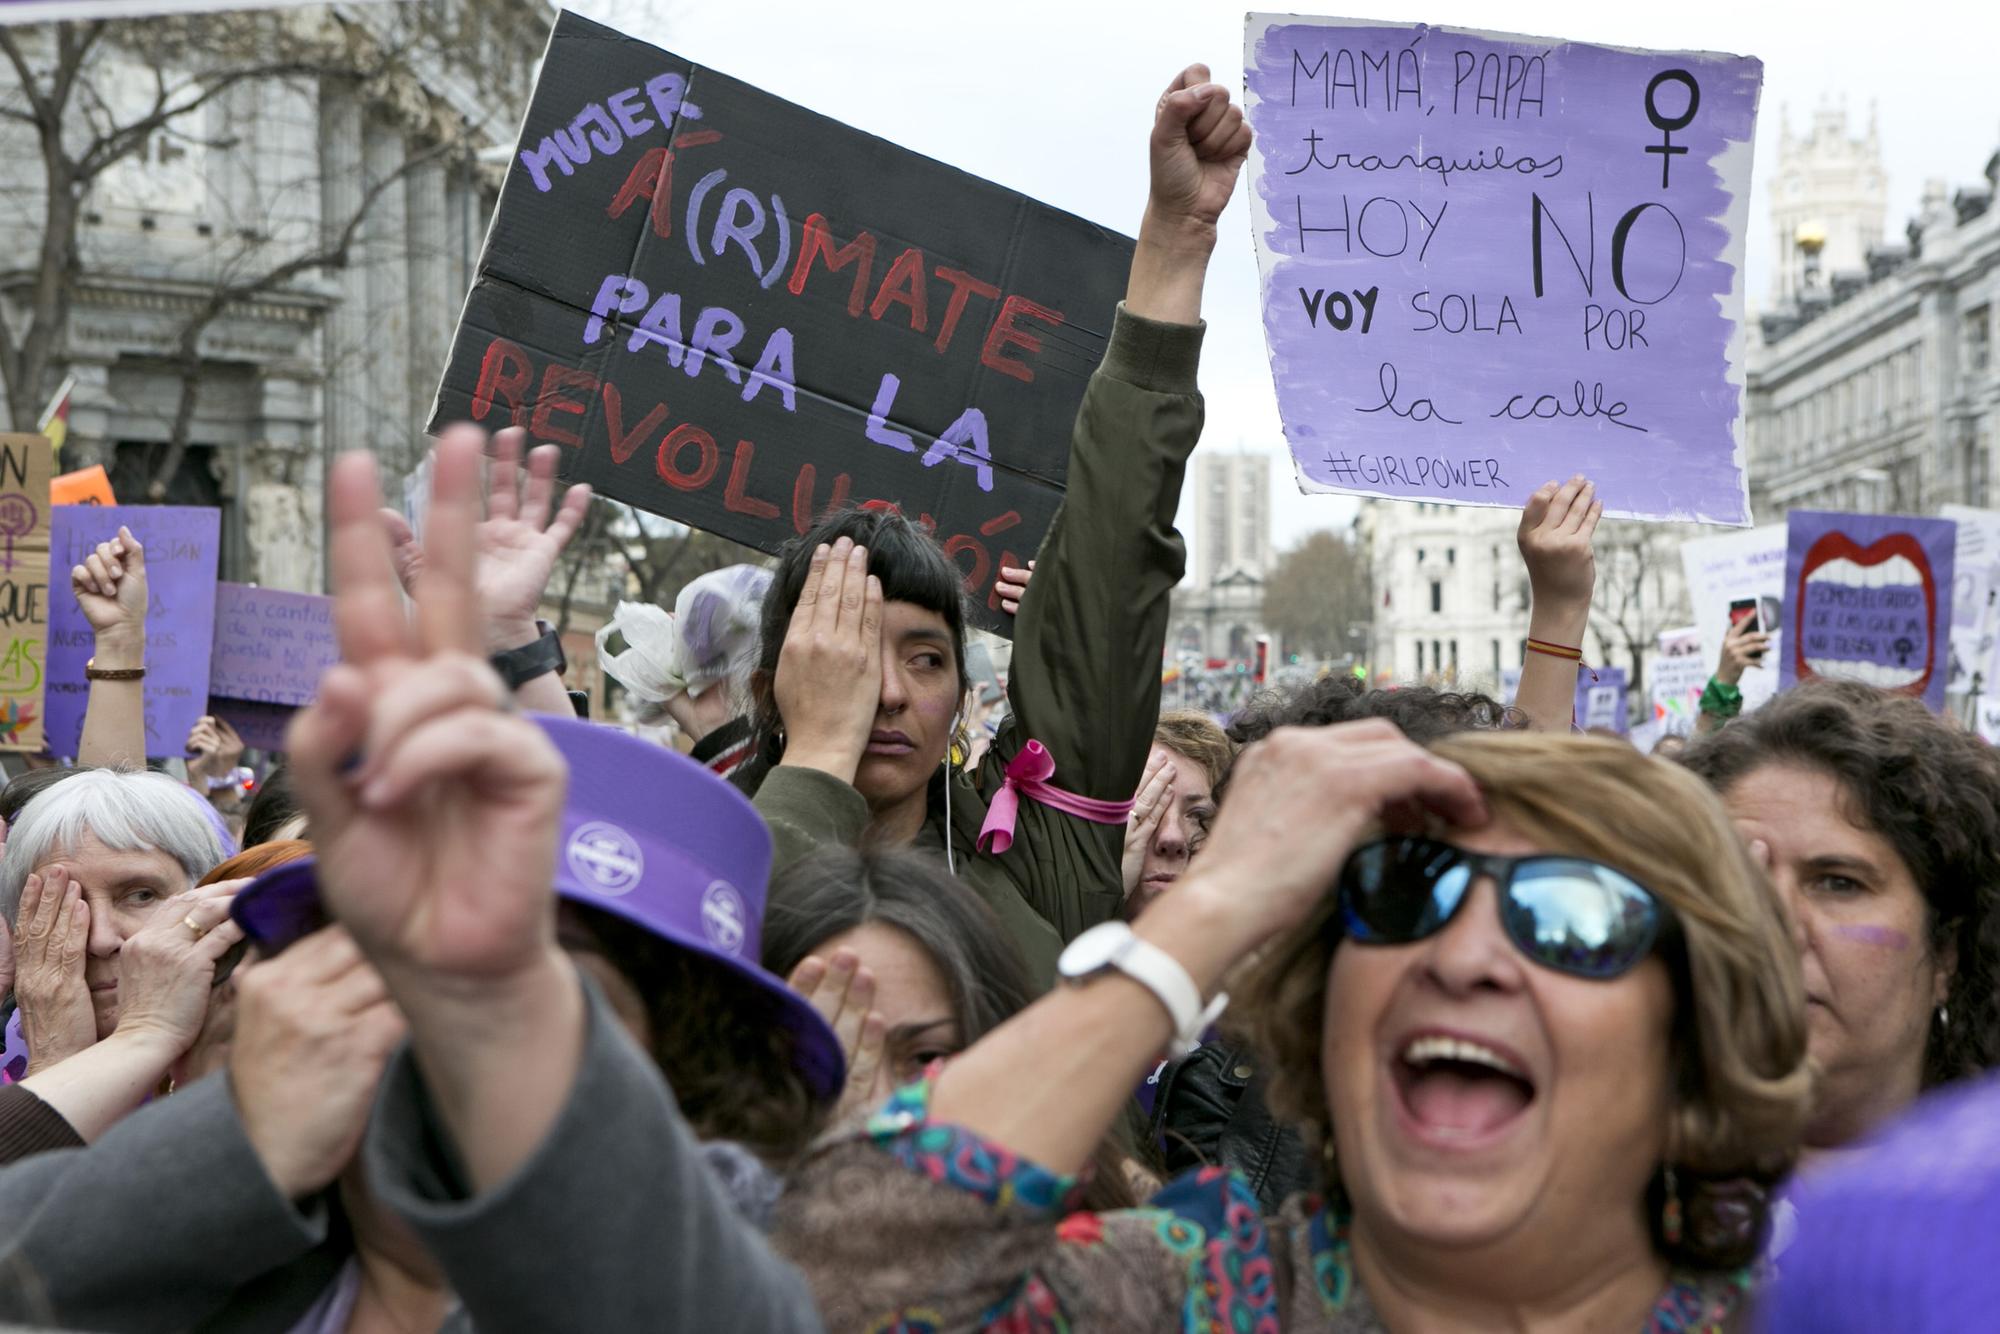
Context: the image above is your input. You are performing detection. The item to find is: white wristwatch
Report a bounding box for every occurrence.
[1057,922,1227,1052]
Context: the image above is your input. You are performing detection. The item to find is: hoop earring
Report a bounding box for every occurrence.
[1661,1164,1684,1248]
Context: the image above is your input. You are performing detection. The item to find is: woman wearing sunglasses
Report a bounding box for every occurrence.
[775,722,1810,1331]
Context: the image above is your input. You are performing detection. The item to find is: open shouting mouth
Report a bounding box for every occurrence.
[1794,532,1937,695]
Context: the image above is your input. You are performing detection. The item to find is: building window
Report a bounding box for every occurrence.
[1429,580,1442,614]
[1967,306,1992,379]
[1491,639,1501,673]
[1449,639,1459,674]
[1431,640,1442,673]
[1416,547,1426,565]
[1415,640,1425,675]
[1446,547,1456,565]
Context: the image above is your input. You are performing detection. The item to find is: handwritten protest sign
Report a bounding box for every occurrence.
[1649,625,1709,738]
[1976,695,2000,746]
[1681,524,1784,711]
[1574,665,1629,733]
[45,506,220,758]
[1243,16,1761,523]
[0,435,53,751]
[210,697,295,754]
[51,466,114,507]
[209,583,337,707]
[1779,510,1955,711]
[429,11,1134,635]
[1940,504,2000,696]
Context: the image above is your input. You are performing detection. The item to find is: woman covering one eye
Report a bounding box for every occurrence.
[771,724,1811,1332]
[1682,680,2000,1155]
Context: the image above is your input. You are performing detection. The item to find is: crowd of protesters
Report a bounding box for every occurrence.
[0,63,1996,1334]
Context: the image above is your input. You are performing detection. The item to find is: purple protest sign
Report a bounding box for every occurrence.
[210,583,337,707]
[1244,17,1762,523]
[45,507,220,758]
[1780,510,1956,711]
[210,697,295,754]
[1575,665,1630,734]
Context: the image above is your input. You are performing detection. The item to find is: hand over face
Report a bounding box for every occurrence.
[13,868,96,1075]
[786,949,884,1127]
[771,538,883,781]
[228,926,406,1199]
[110,881,245,1055]
[1186,720,1487,945]
[290,426,569,986]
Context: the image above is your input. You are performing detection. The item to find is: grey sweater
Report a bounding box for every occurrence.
[0,980,825,1333]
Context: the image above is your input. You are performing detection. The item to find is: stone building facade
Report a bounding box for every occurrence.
[0,0,549,592]
[1172,451,1277,664]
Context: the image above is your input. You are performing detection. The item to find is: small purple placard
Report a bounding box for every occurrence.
[45,506,220,759]
[210,582,337,707]
[1575,664,1630,734]
[1779,509,1956,711]
[1244,16,1762,523]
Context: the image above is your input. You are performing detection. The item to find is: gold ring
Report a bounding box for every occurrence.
[182,913,207,938]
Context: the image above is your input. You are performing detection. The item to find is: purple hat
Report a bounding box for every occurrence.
[231,715,844,1103]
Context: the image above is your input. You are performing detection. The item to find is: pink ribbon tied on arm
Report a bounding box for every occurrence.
[977,739,1136,855]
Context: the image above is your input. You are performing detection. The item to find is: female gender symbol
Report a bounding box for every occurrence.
[1643,69,1701,189]
[0,495,36,573]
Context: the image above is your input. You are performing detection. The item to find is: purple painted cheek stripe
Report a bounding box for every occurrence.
[1832,924,1911,950]
[1243,17,1762,524]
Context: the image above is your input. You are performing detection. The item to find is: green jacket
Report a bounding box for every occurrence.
[754,304,1204,985]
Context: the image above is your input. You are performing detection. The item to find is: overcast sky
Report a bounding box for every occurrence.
[567,0,2000,565]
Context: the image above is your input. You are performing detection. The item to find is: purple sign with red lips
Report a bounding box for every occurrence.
[1780,510,1957,712]
[1244,16,1762,523]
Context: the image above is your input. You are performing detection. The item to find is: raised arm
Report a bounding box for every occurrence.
[774,722,1487,1326]
[998,65,1248,800]
[381,426,593,718]
[1514,477,1602,732]
[1695,616,1766,736]
[293,430,823,1332]
[73,526,148,766]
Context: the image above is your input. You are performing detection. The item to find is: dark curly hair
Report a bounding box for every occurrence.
[1227,676,1521,749]
[1680,679,2000,1088]
[557,901,823,1167]
[733,506,972,797]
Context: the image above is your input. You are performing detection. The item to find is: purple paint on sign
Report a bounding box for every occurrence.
[1243,17,1762,523]
[210,582,338,708]
[44,506,220,759]
[1779,510,1956,712]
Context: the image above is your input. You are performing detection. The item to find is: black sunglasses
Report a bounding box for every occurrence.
[1336,836,1676,980]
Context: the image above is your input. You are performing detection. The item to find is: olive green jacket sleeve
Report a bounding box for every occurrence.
[754,764,873,880]
[750,306,1204,987]
[953,304,1205,948]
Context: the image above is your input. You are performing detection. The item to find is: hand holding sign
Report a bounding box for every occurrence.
[70,526,146,662]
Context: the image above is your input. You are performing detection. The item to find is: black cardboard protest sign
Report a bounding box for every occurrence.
[431,12,1135,634]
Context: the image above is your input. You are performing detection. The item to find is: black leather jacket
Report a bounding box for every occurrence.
[1146,1036,1316,1215]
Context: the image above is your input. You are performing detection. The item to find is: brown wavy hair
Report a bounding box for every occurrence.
[558,901,821,1167]
[1236,730,1810,1272]
[1680,679,2000,1088]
